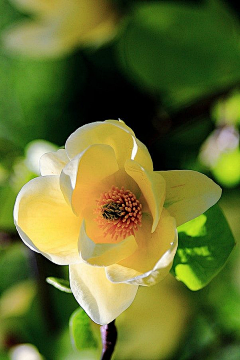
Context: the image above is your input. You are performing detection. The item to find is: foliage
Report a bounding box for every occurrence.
[46,277,72,293]
[69,308,99,351]
[171,204,235,290]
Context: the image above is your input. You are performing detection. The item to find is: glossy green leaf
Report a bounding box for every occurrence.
[69,308,98,351]
[171,204,236,290]
[118,0,240,109]
[46,277,72,293]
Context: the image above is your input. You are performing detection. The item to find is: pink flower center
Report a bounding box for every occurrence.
[95,186,142,241]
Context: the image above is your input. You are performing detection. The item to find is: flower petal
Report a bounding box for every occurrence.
[106,209,178,286]
[3,1,120,58]
[40,149,69,176]
[79,220,138,266]
[106,120,154,170]
[158,170,222,226]
[3,22,64,58]
[125,159,166,232]
[106,119,135,135]
[65,120,153,170]
[7,0,57,14]
[14,175,81,265]
[60,144,119,215]
[106,240,177,286]
[69,262,138,325]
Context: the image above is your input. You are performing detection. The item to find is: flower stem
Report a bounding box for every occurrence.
[100,320,117,360]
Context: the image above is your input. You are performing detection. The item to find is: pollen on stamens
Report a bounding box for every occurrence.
[95,186,142,241]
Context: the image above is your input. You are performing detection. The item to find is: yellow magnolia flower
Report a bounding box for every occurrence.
[14,120,221,325]
[3,0,120,58]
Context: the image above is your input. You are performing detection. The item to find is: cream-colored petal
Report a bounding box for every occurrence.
[8,0,58,14]
[14,175,81,265]
[60,144,119,215]
[79,220,138,266]
[106,210,178,286]
[40,149,69,176]
[3,0,120,58]
[73,8,120,47]
[52,0,120,48]
[2,22,64,58]
[105,120,153,170]
[134,138,153,171]
[158,170,222,227]
[105,119,135,135]
[65,121,153,170]
[119,210,176,272]
[65,121,135,167]
[106,238,177,286]
[125,159,166,232]
[69,263,138,325]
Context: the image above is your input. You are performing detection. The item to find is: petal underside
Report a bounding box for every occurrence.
[3,0,120,57]
[69,262,138,325]
[14,175,81,265]
[158,170,222,226]
[40,149,69,176]
[65,121,153,170]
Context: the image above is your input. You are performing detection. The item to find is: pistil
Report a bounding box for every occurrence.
[95,186,142,241]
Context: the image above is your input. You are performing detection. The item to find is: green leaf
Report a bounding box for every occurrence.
[46,277,72,293]
[69,308,98,351]
[0,185,17,230]
[118,0,240,110]
[0,243,30,294]
[171,204,236,290]
[0,54,86,147]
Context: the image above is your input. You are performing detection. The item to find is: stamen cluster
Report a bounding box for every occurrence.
[95,186,142,241]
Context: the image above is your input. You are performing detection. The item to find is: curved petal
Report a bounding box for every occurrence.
[125,159,166,232]
[79,220,138,266]
[7,0,57,14]
[40,149,69,176]
[158,170,222,226]
[106,240,177,286]
[2,22,65,58]
[60,144,119,215]
[3,1,120,58]
[14,175,81,265]
[75,10,120,46]
[106,209,178,286]
[69,263,138,325]
[65,120,153,170]
[134,138,153,171]
[106,119,135,135]
[105,120,153,170]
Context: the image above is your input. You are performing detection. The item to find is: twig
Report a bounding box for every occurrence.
[151,82,240,143]
[100,320,117,360]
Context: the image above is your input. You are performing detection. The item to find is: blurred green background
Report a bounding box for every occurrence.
[1,0,240,359]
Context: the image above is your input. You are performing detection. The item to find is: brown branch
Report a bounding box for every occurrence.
[100,320,117,360]
[148,82,240,146]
